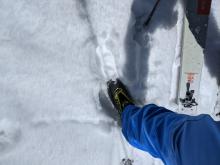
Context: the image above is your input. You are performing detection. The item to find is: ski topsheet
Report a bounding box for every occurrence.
[178,0,212,113]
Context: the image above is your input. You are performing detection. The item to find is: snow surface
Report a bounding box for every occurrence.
[0,0,219,164]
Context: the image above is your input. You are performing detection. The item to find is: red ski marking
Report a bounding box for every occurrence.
[197,0,212,15]
[186,73,196,83]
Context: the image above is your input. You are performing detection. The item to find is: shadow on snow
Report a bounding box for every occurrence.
[122,0,178,103]
[204,15,220,85]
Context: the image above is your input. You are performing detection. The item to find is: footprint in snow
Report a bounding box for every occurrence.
[94,30,120,81]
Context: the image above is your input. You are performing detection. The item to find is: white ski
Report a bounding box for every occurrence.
[178,0,212,114]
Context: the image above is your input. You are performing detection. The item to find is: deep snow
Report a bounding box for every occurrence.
[0,0,219,164]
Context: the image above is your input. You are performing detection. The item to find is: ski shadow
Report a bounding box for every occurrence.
[122,0,178,103]
[204,15,220,85]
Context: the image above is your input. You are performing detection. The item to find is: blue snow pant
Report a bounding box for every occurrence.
[122,104,220,165]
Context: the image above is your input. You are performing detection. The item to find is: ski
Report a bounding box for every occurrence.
[178,0,212,114]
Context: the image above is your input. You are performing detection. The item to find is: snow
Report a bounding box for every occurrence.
[0,0,219,165]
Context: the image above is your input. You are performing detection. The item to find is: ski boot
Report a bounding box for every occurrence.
[107,79,134,115]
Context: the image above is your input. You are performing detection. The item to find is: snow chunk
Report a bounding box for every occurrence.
[0,119,21,154]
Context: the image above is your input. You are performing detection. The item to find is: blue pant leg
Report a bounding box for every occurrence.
[175,115,220,165]
[121,104,187,163]
[121,104,220,165]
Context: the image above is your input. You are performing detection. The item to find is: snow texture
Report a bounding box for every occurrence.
[0,0,219,164]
